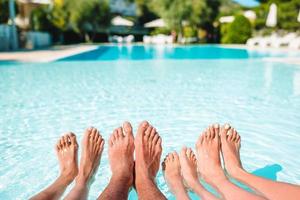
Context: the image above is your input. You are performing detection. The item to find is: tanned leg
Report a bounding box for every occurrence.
[220,124,300,200]
[196,124,266,200]
[30,133,78,200]
[64,127,104,200]
[162,152,190,200]
[179,147,219,200]
[135,121,166,200]
[97,122,135,200]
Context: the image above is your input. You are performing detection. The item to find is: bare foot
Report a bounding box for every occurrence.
[76,127,104,185]
[56,132,78,183]
[196,124,227,185]
[135,121,162,181]
[162,152,190,200]
[179,147,199,187]
[220,124,243,177]
[108,121,135,186]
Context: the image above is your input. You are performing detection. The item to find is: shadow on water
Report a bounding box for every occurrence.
[128,164,283,200]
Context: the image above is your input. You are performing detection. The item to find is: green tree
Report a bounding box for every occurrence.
[254,0,300,31]
[70,0,111,42]
[149,0,206,40]
[221,15,252,44]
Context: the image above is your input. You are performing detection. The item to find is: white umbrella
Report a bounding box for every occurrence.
[111,16,134,26]
[266,3,277,27]
[144,19,166,28]
[298,9,300,23]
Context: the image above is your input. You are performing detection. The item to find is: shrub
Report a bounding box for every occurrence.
[221,15,252,44]
[183,26,197,38]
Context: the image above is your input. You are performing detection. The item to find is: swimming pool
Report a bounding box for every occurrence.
[0,45,300,199]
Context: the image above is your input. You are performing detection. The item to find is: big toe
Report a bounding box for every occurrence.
[123,121,133,138]
[137,120,149,138]
[220,123,231,140]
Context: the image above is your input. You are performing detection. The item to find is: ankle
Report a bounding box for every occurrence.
[75,172,91,186]
[57,174,74,185]
[229,167,248,180]
[208,175,228,187]
[111,173,133,187]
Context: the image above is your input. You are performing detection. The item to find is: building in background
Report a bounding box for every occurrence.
[15,0,52,29]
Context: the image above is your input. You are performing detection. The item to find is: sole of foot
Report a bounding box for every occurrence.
[55,132,78,183]
[179,147,199,188]
[108,122,135,186]
[135,121,162,182]
[77,127,104,185]
[162,152,189,200]
[220,124,243,177]
[196,124,227,185]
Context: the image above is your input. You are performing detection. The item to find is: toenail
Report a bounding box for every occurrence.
[225,124,230,129]
[214,124,219,128]
[142,121,149,127]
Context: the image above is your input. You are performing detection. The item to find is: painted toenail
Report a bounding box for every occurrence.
[225,124,230,129]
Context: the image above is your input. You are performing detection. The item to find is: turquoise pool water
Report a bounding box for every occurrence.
[0,45,300,199]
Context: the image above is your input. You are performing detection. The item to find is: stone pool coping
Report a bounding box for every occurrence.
[0,44,98,63]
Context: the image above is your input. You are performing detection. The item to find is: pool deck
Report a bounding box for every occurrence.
[0,44,98,63]
[0,44,300,65]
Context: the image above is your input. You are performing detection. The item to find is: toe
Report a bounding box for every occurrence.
[83,127,93,141]
[55,143,60,152]
[155,137,162,153]
[186,147,192,158]
[123,121,133,138]
[220,123,231,140]
[117,127,123,138]
[113,128,120,139]
[236,133,241,143]
[90,127,97,140]
[196,133,204,148]
[59,137,64,149]
[98,139,105,154]
[149,128,156,141]
[180,146,187,157]
[145,125,153,139]
[227,128,234,141]
[232,128,237,141]
[204,129,210,141]
[137,120,149,138]
[213,123,220,137]
[63,135,69,146]
[173,152,179,161]
[209,126,215,139]
[69,133,77,145]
